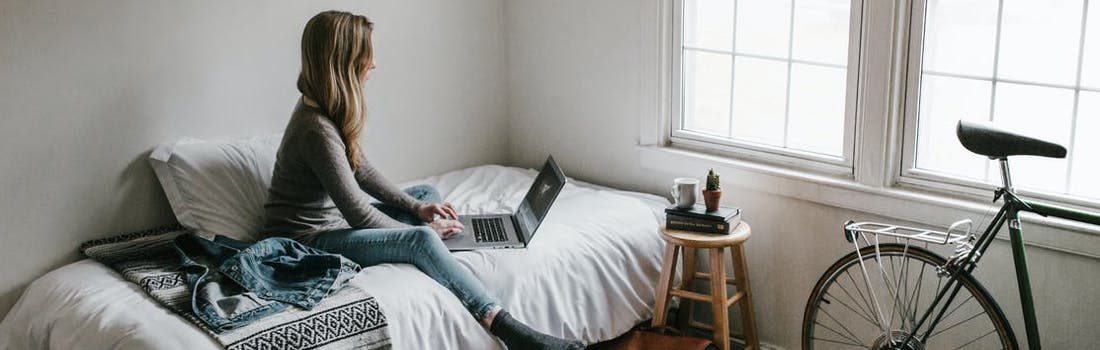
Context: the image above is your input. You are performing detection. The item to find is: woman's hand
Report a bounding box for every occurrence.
[417,202,458,223]
[428,219,464,239]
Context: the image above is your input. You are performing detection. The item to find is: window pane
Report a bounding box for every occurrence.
[791,0,851,66]
[922,0,998,77]
[730,56,786,146]
[736,0,792,58]
[913,0,1100,205]
[787,64,846,156]
[677,0,855,164]
[1079,1,1100,88]
[992,83,1073,192]
[683,50,732,137]
[997,0,1083,85]
[1071,92,1100,199]
[916,75,992,180]
[684,0,735,51]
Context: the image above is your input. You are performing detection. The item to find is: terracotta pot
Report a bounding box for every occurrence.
[702,190,722,212]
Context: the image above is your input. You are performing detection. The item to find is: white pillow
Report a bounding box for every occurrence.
[148,134,282,241]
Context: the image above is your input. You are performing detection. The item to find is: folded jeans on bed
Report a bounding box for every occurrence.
[173,233,361,331]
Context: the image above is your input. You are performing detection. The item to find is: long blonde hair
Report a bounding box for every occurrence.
[297,10,374,169]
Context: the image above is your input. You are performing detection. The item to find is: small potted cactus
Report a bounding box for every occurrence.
[703,168,722,212]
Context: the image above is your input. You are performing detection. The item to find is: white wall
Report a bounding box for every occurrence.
[505,0,1100,348]
[0,0,508,317]
[5,0,1098,347]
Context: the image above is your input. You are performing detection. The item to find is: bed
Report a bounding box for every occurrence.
[0,165,671,349]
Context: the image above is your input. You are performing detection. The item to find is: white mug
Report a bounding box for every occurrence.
[670,177,699,209]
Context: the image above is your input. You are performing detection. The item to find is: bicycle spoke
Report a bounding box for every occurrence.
[929,309,986,339]
[940,294,976,323]
[844,269,879,326]
[853,239,889,332]
[905,258,927,331]
[830,281,877,325]
[887,254,913,332]
[814,319,865,347]
[921,281,978,341]
[913,271,946,335]
[819,306,867,346]
[882,246,921,336]
[948,328,997,350]
[880,248,906,330]
[824,291,880,327]
[920,279,969,343]
[900,250,917,331]
[886,255,900,328]
[811,336,867,348]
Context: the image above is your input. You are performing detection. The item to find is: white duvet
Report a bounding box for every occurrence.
[0,165,670,350]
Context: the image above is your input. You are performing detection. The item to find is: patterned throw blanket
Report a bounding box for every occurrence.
[79,225,391,350]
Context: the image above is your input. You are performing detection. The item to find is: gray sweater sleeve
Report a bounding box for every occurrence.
[300,127,410,229]
[354,158,421,213]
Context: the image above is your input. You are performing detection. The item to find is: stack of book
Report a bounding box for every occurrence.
[665,204,741,234]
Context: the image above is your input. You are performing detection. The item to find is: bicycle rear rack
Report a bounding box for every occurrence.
[843,219,973,246]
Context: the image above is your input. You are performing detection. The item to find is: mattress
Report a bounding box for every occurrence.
[0,165,671,350]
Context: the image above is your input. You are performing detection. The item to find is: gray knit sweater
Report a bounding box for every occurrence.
[261,100,420,241]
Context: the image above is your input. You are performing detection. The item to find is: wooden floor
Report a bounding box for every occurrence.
[587,330,747,350]
[586,310,749,350]
[585,330,748,350]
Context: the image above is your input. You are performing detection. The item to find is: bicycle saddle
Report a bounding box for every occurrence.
[956,120,1067,159]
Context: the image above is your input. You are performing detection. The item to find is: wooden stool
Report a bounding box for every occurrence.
[651,222,759,350]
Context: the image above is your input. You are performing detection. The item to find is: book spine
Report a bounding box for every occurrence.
[663,209,739,222]
[666,214,731,234]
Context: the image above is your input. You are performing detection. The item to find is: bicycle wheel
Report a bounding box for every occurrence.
[802,244,1017,349]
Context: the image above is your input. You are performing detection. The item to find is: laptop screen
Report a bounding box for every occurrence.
[516,156,566,240]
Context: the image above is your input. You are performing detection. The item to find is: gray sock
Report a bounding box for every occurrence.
[489,311,584,350]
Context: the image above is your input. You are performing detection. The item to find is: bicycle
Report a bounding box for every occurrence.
[801,120,1100,349]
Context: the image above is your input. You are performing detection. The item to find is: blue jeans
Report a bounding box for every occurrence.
[308,184,501,321]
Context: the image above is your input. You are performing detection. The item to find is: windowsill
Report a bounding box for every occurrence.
[639,145,1100,259]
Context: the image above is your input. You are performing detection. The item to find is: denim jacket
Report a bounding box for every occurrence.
[172,233,360,332]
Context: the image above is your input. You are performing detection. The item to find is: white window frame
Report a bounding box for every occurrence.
[668,0,865,176]
[898,0,1100,210]
[643,0,1100,258]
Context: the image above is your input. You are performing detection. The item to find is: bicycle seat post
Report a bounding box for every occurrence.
[997,158,1014,193]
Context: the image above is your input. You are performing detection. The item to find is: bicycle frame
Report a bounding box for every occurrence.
[906,159,1100,349]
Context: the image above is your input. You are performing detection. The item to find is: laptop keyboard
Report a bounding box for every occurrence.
[471,218,508,243]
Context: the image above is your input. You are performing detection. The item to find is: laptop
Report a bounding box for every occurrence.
[444,156,567,251]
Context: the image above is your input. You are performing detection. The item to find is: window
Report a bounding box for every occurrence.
[672,0,861,173]
[902,0,1100,204]
[652,0,1100,255]
[659,0,1100,211]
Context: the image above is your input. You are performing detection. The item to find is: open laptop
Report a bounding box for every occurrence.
[444,156,566,251]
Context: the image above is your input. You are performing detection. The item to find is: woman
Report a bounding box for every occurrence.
[261,11,583,350]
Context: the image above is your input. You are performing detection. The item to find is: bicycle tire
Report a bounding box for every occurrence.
[802,244,1018,349]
